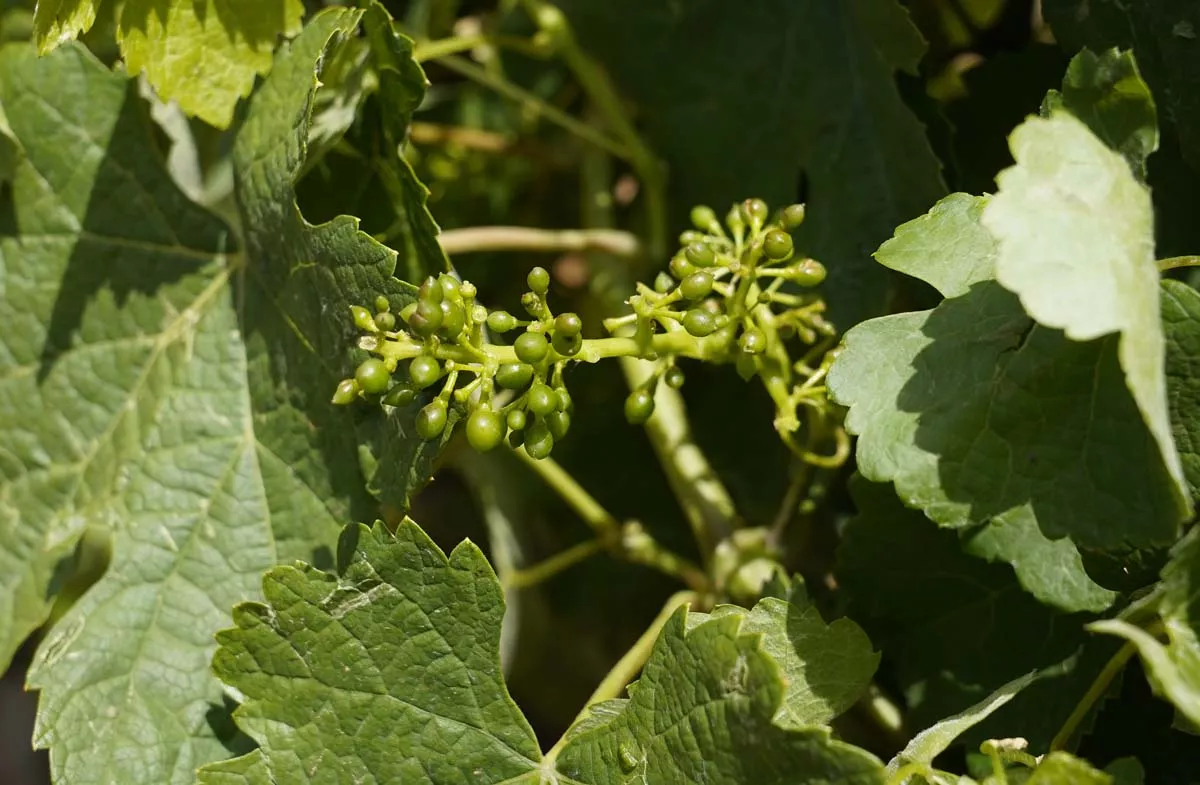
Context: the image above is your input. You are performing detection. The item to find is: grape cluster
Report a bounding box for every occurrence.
[334,198,843,465]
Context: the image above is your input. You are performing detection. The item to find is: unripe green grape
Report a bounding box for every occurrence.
[682,309,717,337]
[527,266,550,294]
[742,198,768,228]
[440,300,466,339]
[786,259,827,287]
[679,230,705,246]
[374,311,396,331]
[355,358,391,395]
[546,410,571,441]
[680,272,713,301]
[508,429,525,449]
[399,301,418,324]
[466,408,505,452]
[524,421,554,460]
[552,331,582,357]
[416,400,448,440]
[740,327,767,354]
[351,305,378,332]
[409,299,443,337]
[555,312,583,338]
[507,409,528,431]
[527,383,558,416]
[654,272,676,293]
[438,274,461,302]
[669,256,696,280]
[664,366,685,389]
[514,332,549,364]
[331,378,360,405]
[726,205,745,234]
[419,275,444,305]
[781,203,806,231]
[408,355,442,389]
[383,384,416,407]
[763,230,793,261]
[471,304,488,325]
[624,387,655,425]
[521,291,542,317]
[778,323,796,340]
[556,388,572,412]
[487,310,519,333]
[375,295,391,313]
[685,242,715,268]
[736,352,758,381]
[496,363,534,390]
[459,281,477,300]
[690,205,719,233]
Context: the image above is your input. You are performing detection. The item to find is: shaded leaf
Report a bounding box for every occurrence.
[1162,279,1200,497]
[553,0,946,324]
[1026,752,1111,784]
[982,112,1189,514]
[1041,48,1159,179]
[31,0,97,53]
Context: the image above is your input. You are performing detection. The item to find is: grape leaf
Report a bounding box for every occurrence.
[30,0,98,54]
[1162,279,1200,497]
[1042,1,1200,170]
[981,112,1189,515]
[701,595,880,727]
[202,520,889,784]
[838,478,1106,752]
[1041,48,1159,179]
[829,193,1168,601]
[552,0,945,324]
[1092,526,1200,728]
[1026,752,1112,784]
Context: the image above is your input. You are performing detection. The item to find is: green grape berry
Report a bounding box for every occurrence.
[374,295,390,314]
[682,309,718,337]
[684,242,715,268]
[487,310,519,333]
[527,266,551,294]
[740,327,767,354]
[736,352,758,381]
[781,203,806,231]
[742,198,768,228]
[507,408,528,431]
[654,272,676,293]
[786,259,827,287]
[726,205,745,234]
[383,384,416,407]
[351,305,378,332]
[408,355,442,389]
[680,272,713,301]
[374,311,396,331]
[496,362,534,390]
[555,312,583,338]
[763,229,794,261]
[664,366,685,389]
[331,378,360,405]
[524,421,554,460]
[624,387,655,425]
[438,274,461,302]
[527,382,558,416]
[440,300,466,339]
[546,410,571,441]
[552,331,582,357]
[416,399,448,440]
[556,388,572,412]
[669,256,696,280]
[409,299,444,337]
[690,205,719,233]
[355,358,391,395]
[419,275,444,305]
[514,332,550,364]
[679,230,705,246]
[466,408,505,452]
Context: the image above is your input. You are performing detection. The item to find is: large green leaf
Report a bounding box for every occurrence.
[1162,279,1200,497]
[981,112,1189,513]
[202,520,888,784]
[30,0,98,54]
[552,0,945,324]
[828,193,1171,604]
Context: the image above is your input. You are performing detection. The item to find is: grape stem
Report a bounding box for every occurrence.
[503,538,605,590]
[438,225,642,258]
[1158,255,1200,271]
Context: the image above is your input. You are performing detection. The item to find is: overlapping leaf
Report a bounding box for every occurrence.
[202,520,888,784]
[552,0,945,324]
[828,192,1170,607]
[1162,280,1200,497]
[982,111,1189,513]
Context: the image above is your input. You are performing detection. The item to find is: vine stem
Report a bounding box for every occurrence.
[438,225,642,258]
[543,590,697,765]
[1159,255,1200,271]
[1049,638,1139,751]
[503,538,604,590]
[509,448,621,542]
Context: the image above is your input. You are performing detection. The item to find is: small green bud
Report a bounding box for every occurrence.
[331,378,360,405]
[624,387,655,425]
[690,205,720,233]
[416,399,448,440]
[527,266,551,294]
[459,281,477,300]
[785,259,827,287]
[507,408,528,431]
[654,272,676,293]
[351,305,378,332]
[487,310,519,333]
[736,352,758,381]
[679,230,705,246]
[669,256,696,280]
[408,355,442,389]
[419,275,444,305]
[763,230,793,261]
[495,363,534,390]
[514,332,550,364]
[726,204,745,234]
[438,274,461,302]
[555,312,583,338]
[664,366,685,389]
[374,295,391,313]
[374,311,396,331]
[383,384,416,407]
[440,300,466,339]
[740,327,767,354]
[527,383,558,416]
[409,299,443,338]
[552,331,582,357]
[546,410,571,441]
[523,421,554,460]
[684,242,715,268]
[680,272,713,301]
[742,198,769,229]
[355,358,391,395]
[781,203,806,231]
[682,309,717,337]
[521,291,542,318]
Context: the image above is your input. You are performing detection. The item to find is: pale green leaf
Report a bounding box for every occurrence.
[1104,756,1146,785]
[982,112,1189,514]
[1041,48,1159,179]
[31,0,97,53]
[872,192,995,298]
[1162,279,1200,497]
[204,520,888,784]
[1026,752,1111,784]
[116,0,306,129]
[703,597,880,727]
